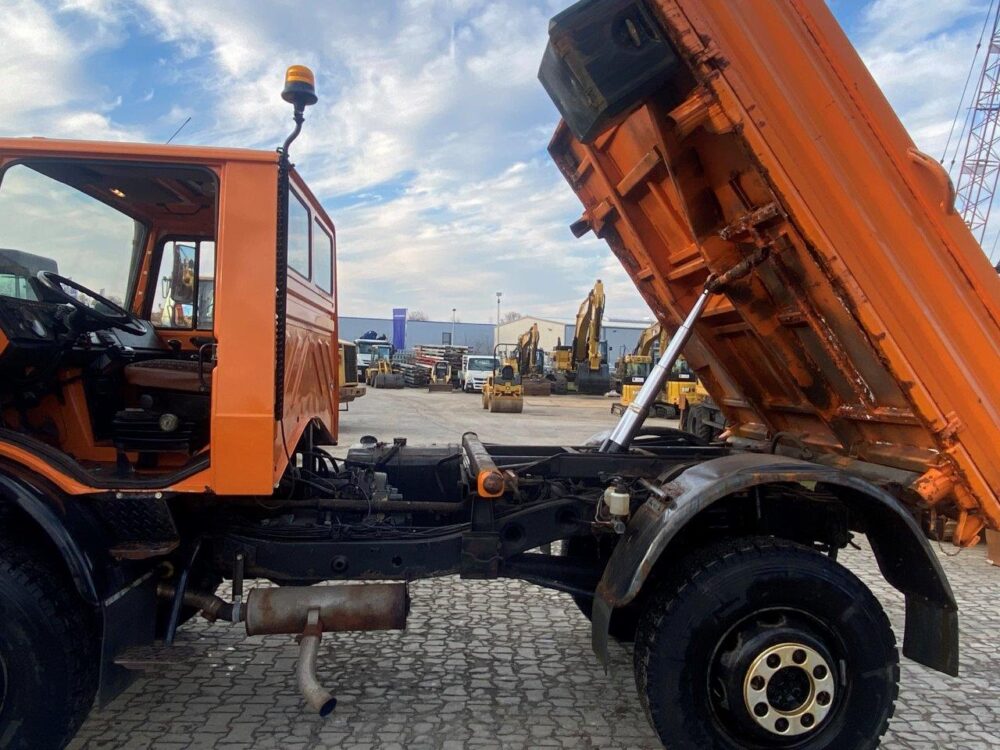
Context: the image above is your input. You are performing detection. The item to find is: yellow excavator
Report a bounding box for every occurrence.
[611,322,709,418]
[482,344,524,413]
[552,279,610,394]
[612,322,659,410]
[517,323,551,396]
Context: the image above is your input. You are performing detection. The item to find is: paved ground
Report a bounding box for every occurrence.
[71,390,1000,749]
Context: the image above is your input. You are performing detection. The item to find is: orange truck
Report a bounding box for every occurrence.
[0,5,991,750]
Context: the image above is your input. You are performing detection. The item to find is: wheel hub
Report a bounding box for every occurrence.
[743,642,835,737]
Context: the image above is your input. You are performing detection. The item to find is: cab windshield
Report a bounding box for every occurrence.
[468,357,498,372]
[0,163,144,305]
[358,341,391,356]
[625,361,651,378]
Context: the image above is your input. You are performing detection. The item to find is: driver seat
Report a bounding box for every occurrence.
[124,359,214,393]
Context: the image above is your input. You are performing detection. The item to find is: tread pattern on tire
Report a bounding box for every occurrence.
[0,536,99,749]
[634,536,899,750]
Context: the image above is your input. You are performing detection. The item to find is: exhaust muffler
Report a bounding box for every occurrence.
[160,580,408,716]
[245,583,408,716]
[244,583,408,635]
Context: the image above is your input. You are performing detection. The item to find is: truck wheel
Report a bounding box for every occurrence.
[683,402,718,442]
[634,537,898,749]
[0,540,99,749]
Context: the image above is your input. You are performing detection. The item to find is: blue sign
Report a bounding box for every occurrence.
[392,308,406,351]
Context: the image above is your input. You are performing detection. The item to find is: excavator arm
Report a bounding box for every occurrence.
[569,280,610,394]
[516,323,540,375]
[634,321,663,358]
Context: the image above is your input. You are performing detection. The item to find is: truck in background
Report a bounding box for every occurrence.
[459,353,499,392]
[354,335,392,379]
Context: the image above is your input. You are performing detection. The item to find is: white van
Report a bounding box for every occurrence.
[460,355,498,392]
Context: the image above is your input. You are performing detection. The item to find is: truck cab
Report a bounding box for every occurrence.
[0,137,338,498]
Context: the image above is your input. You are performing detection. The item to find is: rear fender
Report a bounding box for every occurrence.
[592,454,959,675]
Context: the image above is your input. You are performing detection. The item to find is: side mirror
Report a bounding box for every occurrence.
[169,244,196,304]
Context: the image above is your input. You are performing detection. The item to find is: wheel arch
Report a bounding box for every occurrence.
[592,453,959,676]
[0,469,102,605]
[0,463,163,704]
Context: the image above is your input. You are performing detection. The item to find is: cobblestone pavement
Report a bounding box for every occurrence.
[71,537,998,750]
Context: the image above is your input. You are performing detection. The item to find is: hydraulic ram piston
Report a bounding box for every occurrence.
[600,287,713,453]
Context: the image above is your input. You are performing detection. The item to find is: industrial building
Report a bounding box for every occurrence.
[339,315,495,353]
[342,312,654,361]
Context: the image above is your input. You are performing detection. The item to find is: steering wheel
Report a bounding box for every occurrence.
[35,271,147,335]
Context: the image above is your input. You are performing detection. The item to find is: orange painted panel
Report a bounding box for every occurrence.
[549,0,1000,534]
[272,172,339,485]
[210,159,281,495]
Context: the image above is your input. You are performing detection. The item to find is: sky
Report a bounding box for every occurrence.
[0,0,995,324]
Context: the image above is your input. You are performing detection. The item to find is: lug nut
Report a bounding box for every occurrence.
[750,676,766,691]
[754,702,769,717]
[801,713,815,728]
[766,654,781,669]
[813,664,828,680]
[817,691,831,706]
[775,718,790,733]
[792,649,807,664]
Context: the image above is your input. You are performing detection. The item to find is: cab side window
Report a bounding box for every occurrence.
[152,240,216,330]
[288,192,310,277]
[312,218,333,293]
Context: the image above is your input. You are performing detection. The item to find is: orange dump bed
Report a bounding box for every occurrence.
[544,0,1000,543]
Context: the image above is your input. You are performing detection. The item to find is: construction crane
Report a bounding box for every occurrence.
[945,0,1000,269]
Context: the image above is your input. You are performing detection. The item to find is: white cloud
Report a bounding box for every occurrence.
[1,0,994,319]
[0,0,139,140]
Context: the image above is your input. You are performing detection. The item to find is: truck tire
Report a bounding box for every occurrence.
[682,401,718,442]
[0,539,99,749]
[634,537,898,750]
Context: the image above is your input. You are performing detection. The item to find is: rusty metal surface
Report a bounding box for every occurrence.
[244,583,408,636]
[548,0,1000,542]
[462,432,505,497]
[590,453,959,673]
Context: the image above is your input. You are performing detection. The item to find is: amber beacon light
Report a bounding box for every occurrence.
[280,65,317,158]
[282,65,318,109]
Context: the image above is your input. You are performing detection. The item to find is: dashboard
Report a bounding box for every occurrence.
[0,296,62,343]
[0,295,166,376]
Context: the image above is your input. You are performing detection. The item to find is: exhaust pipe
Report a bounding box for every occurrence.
[245,583,408,716]
[298,609,337,716]
[161,581,408,716]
